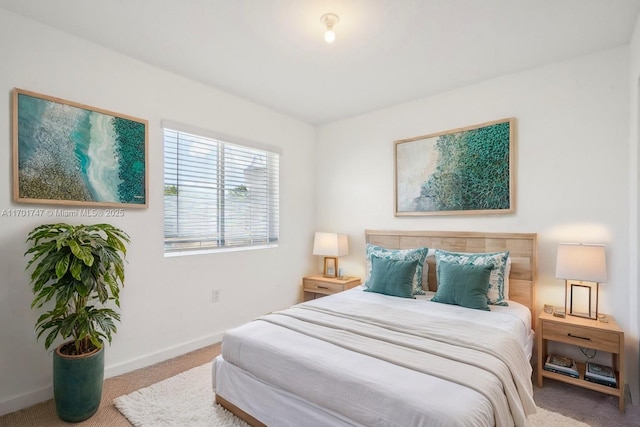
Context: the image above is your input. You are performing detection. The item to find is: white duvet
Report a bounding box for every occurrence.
[215,288,536,427]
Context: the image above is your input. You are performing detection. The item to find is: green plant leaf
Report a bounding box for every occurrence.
[31,285,57,309]
[70,256,83,281]
[55,253,70,279]
[69,240,94,267]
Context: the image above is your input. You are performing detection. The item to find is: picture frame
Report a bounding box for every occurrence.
[394,118,514,216]
[12,88,148,208]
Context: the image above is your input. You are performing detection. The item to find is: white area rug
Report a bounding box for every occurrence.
[114,363,248,427]
[115,362,590,427]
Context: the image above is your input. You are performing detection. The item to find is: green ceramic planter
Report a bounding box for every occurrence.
[53,343,104,422]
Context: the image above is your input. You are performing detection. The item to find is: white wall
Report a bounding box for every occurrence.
[628,11,640,406]
[0,9,316,415]
[316,47,635,398]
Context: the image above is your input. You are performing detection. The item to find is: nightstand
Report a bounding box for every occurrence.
[537,311,625,412]
[302,275,361,301]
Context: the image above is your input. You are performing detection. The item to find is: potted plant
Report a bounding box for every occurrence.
[25,222,129,422]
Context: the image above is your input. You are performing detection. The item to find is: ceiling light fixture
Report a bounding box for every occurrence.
[321,13,339,43]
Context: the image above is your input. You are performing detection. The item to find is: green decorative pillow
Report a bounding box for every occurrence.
[364,256,418,298]
[365,244,429,295]
[434,249,510,306]
[431,261,492,310]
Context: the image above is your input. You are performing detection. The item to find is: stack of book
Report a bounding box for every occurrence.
[585,362,617,388]
[544,354,578,378]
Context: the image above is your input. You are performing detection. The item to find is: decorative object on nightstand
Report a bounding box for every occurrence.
[302,275,361,301]
[313,232,349,278]
[537,311,625,412]
[555,243,607,320]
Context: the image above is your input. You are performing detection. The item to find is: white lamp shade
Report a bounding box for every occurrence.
[313,232,349,257]
[555,243,607,283]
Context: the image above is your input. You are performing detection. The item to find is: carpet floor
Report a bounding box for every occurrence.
[1,343,639,426]
[532,371,640,427]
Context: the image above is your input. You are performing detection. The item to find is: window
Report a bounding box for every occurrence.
[163,125,279,255]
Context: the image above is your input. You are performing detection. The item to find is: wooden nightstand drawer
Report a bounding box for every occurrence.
[302,275,361,301]
[542,320,619,353]
[303,279,345,294]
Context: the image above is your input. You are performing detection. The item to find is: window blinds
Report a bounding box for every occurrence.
[163,128,279,254]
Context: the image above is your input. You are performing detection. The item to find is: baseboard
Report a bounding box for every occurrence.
[104,331,224,378]
[0,385,52,417]
[0,331,224,417]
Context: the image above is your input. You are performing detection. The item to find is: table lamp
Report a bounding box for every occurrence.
[313,232,349,278]
[555,243,607,320]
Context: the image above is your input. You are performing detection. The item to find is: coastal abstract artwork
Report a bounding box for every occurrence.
[395,118,514,216]
[12,89,148,208]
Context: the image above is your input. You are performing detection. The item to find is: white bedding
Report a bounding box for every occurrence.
[214,288,536,427]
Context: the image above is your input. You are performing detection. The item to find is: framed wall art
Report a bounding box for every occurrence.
[394,118,514,216]
[12,88,148,208]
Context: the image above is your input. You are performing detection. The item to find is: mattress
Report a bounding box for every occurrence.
[213,288,535,427]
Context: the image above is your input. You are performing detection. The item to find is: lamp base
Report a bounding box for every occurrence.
[565,280,599,321]
[322,256,338,278]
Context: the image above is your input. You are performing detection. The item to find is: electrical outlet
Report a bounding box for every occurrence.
[211,289,220,302]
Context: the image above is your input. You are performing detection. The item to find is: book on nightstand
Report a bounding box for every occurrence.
[544,354,579,378]
[585,362,617,387]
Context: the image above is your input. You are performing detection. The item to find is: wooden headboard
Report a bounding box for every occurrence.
[365,230,538,321]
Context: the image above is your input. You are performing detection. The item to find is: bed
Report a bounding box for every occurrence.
[213,230,538,427]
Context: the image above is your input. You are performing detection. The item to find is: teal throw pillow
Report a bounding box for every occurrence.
[364,256,418,299]
[431,261,492,310]
[434,249,509,306]
[365,244,429,295]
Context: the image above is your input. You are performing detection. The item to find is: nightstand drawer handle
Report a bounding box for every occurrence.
[317,286,329,289]
[568,333,591,341]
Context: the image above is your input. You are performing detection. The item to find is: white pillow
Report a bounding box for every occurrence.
[504,256,511,300]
